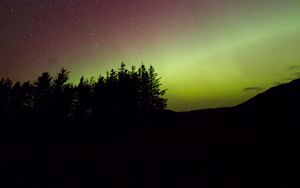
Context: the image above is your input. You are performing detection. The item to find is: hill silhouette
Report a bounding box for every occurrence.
[237,78,300,114]
[176,78,300,187]
[1,69,299,187]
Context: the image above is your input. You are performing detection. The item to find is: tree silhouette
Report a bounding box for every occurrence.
[8,81,33,117]
[137,64,167,112]
[147,65,167,111]
[53,68,70,92]
[33,72,53,118]
[117,63,137,114]
[8,81,22,115]
[34,72,52,92]
[52,68,74,119]
[73,76,92,118]
[21,81,34,110]
[92,75,107,116]
[0,78,13,117]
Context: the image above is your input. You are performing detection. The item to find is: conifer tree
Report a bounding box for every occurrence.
[73,77,92,118]
[52,68,74,119]
[0,78,13,115]
[33,72,53,117]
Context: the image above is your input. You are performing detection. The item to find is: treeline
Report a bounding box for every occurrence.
[0,63,167,122]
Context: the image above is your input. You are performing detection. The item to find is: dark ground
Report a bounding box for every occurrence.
[1,79,300,187]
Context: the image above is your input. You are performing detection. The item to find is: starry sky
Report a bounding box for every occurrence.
[1,0,300,111]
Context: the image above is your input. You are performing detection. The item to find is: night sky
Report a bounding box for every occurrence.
[1,0,300,111]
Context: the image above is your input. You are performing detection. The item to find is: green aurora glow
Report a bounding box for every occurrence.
[69,2,300,111]
[1,0,300,111]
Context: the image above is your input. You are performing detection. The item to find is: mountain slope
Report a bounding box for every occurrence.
[237,78,300,116]
[179,78,300,122]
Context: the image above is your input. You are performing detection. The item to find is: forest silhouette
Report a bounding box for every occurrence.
[0,63,167,125]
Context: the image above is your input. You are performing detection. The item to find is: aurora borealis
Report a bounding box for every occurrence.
[1,0,300,111]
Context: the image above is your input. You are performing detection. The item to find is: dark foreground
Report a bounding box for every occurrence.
[1,79,300,187]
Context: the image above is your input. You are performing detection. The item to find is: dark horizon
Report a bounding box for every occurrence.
[3,63,296,113]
